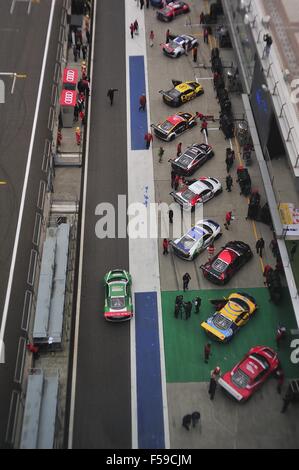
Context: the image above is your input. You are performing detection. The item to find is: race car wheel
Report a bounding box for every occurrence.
[169,134,176,142]
[189,120,197,128]
[215,188,223,196]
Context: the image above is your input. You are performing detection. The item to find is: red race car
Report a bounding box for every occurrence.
[218,346,279,402]
[156,1,190,22]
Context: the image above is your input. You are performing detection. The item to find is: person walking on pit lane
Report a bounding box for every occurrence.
[182,414,192,431]
[163,238,169,255]
[192,45,198,63]
[140,0,144,9]
[208,376,217,400]
[184,301,192,320]
[149,30,154,47]
[146,0,150,7]
[256,237,265,257]
[139,94,146,111]
[226,174,233,192]
[183,272,191,291]
[144,131,153,149]
[200,118,208,138]
[169,209,174,224]
[174,174,180,191]
[224,211,232,230]
[158,146,165,163]
[107,88,118,106]
[130,23,134,39]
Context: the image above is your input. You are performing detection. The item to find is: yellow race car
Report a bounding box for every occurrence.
[159,79,204,107]
[201,292,257,342]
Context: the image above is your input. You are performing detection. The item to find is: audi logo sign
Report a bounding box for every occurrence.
[60,89,77,107]
[63,67,78,84]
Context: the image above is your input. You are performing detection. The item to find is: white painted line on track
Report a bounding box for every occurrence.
[125,0,170,450]
[68,0,97,449]
[0,0,56,363]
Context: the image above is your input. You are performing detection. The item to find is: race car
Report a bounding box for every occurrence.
[170,219,221,260]
[170,176,222,211]
[200,241,253,285]
[160,80,204,107]
[171,143,214,176]
[156,1,190,22]
[201,292,258,342]
[103,269,133,322]
[218,346,279,402]
[151,112,198,142]
[162,34,198,58]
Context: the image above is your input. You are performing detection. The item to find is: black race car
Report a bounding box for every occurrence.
[200,241,253,285]
[151,112,198,142]
[159,80,204,108]
[171,143,214,176]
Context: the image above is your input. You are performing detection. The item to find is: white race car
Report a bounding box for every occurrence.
[162,34,198,58]
[170,177,222,211]
[170,219,221,260]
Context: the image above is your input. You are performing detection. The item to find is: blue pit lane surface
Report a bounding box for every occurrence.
[135,292,165,449]
[129,56,148,150]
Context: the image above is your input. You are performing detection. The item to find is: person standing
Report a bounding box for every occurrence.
[107,88,118,106]
[182,414,192,431]
[171,170,176,188]
[140,0,144,9]
[177,142,182,157]
[82,44,87,60]
[204,343,211,363]
[208,376,217,400]
[191,411,201,428]
[149,30,154,47]
[163,238,169,255]
[139,94,146,111]
[75,127,81,146]
[211,366,221,380]
[184,301,192,320]
[207,243,215,262]
[192,45,198,63]
[256,237,265,257]
[193,296,201,314]
[199,11,205,24]
[158,146,165,162]
[134,19,139,35]
[169,209,174,224]
[85,26,90,44]
[226,174,233,192]
[276,325,286,348]
[200,118,208,138]
[74,103,79,122]
[276,369,285,394]
[166,28,170,43]
[146,0,150,7]
[224,211,232,230]
[130,23,134,39]
[290,242,297,261]
[144,131,153,149]
[174,174,180,191]
[203,27,209,44]
[183,272,191,291]
[73,44,78,62]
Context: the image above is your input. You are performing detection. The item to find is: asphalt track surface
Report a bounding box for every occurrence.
[71,1,131,449]
[0,0,62,448]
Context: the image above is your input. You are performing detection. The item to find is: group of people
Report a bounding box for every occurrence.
[174,295,201,320]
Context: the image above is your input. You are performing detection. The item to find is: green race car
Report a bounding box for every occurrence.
[103,269,133,322]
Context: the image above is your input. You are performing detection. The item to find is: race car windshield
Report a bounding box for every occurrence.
[212,314,232,331]
[181,189,196,202]
[250,353,270,370]
[201,180,213,189]
[161,121,174,131]
[211,258,228,273]
[110,297,126,310]
[179,235,196,250]
[229,298,249,311]
[232,368,250,389]
[177,154,193,166]
[167,89,181,99]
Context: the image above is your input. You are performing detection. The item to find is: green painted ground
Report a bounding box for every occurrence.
[161,288,299,383]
